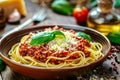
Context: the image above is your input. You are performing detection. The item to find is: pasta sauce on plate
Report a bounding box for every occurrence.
[8,26,103,68]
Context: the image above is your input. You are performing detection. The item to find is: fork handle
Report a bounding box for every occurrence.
[1,19,33,39]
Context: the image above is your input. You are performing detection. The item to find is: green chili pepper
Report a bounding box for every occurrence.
[51,0,73,15]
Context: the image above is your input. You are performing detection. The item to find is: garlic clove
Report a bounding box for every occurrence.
[8,9,21,23]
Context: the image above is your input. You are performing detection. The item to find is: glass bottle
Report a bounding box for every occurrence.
[0,8,6,29]
[87,0,120,35]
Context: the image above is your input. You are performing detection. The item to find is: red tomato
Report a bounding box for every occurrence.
[73,7,89,23]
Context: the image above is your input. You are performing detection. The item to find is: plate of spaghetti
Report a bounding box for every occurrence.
[0,24,111,79]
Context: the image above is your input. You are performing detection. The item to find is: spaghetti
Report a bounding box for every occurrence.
[8,26,103,68]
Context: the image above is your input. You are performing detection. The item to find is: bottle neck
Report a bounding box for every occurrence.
[98,0,113,13]
[77,0,90,6]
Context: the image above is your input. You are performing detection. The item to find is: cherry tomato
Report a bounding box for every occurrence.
[73,6,89,23]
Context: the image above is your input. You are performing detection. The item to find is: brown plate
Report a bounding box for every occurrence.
[0,24,111,79]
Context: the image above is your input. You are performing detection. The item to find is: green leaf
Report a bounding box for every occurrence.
[76,32,92,41]
[0,58,6,71]
[51,30,65,38]
[30,30,65,46]
[107,32,120,44]
[30,32,55,45]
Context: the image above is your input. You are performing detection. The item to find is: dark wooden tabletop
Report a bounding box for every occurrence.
[0,0,120,80]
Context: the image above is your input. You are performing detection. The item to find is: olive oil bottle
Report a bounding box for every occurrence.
[87,0,120,35]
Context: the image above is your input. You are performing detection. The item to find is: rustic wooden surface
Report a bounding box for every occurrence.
[0,0,120,80]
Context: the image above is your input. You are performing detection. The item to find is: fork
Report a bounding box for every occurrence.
[0,8,47,39]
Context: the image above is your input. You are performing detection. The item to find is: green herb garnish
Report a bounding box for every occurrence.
[76,32,92,41]
[30,30,65,46]
[0,58,6,71]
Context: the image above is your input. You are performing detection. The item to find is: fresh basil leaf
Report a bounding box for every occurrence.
[30,30,65,46]
[76,32,92,41]
[30,32,55,45]
[51,30,65,38]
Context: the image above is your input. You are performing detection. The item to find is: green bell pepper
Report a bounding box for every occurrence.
[107,32,120,44]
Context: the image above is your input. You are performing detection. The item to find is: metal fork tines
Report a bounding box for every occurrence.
[33,8,47,22]
[33,9,47,24]
[1,9,47,39]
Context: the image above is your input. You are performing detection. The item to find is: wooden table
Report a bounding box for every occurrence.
[0,0,120,80]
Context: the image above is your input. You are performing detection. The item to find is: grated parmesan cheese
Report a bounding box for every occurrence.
[48,31,78,52]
